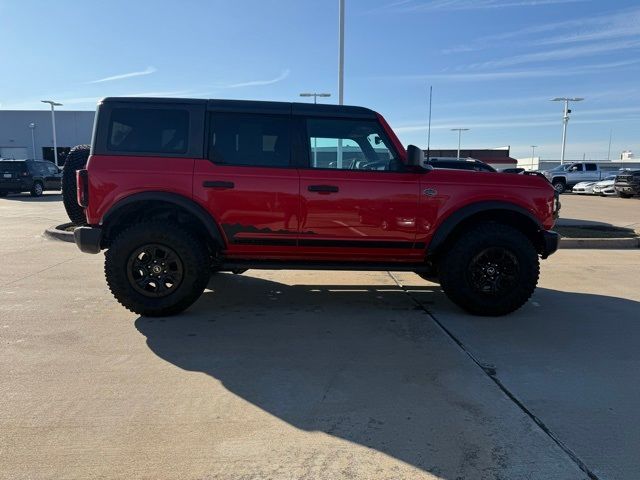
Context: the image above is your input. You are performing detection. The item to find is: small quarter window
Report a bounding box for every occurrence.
[107,108,189,154]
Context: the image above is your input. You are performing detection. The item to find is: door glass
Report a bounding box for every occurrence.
[306,118,400,171]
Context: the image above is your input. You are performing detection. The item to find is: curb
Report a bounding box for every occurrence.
[44,223,76,243]
[560,237,640,249]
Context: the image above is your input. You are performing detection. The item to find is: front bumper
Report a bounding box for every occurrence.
[539,230,560,259]
[74,226,102,254]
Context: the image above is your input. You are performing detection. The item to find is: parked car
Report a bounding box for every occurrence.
[540,162,609,194]
[614,170,640,198]
[591,175,618,196]
[71,97,560,317]
[499,167,525,174]
[424,157,496,172]
[571,181,598,194]
[0,159,62,197]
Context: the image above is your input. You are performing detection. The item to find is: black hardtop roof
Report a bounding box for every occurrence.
[100,97,378,119]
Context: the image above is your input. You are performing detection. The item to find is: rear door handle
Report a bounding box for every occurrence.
[203,180,234,189]
[308,184,339,193]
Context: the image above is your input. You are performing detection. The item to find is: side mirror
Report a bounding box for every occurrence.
[406,144,423,167]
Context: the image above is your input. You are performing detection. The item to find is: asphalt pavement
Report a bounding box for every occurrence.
[1,192,639,479]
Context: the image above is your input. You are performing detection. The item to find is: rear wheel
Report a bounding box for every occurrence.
[619,193,632,198]
[438,224,539,316]
[62,145,90,225]
[30,181,43,197]
[105,221,210,316]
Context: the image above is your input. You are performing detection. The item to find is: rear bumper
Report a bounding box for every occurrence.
[539,230,560,259]
[74,226,102,254]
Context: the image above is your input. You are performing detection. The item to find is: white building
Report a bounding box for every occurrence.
[0,110,95,164]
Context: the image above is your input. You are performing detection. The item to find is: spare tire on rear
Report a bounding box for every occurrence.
[62,144,90,225]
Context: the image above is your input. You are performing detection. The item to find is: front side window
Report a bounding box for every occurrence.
[208,113,290,167]
[306,118,400,171]
[107,108,189,154]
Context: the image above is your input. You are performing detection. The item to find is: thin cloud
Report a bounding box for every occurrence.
[87,66,157,84]
[384,59,640,82]
[469,39,640,69]
[376,0,586,13]
[443,6,640,54]
[220,69,291,89]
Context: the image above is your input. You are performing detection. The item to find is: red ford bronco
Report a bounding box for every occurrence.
[70,97,560,317]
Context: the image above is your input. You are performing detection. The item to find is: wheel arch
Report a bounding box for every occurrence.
[427,201,543,257]
[100,192,225,250]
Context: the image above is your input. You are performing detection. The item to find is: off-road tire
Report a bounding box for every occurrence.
[105,221,210,317]
[30,181,44,197]
[438,223,539,316]
[62,144,90,225]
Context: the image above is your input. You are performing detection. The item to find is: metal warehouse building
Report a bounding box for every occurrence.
[0,110,95,164]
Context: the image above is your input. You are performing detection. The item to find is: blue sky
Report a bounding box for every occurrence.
[1,0,639,160]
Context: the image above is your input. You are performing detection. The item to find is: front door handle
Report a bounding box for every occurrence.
[308,184,339,193]
[203,180,235,189]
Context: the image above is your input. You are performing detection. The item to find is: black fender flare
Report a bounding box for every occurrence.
[427,200,542,254]
[101,191,225,247]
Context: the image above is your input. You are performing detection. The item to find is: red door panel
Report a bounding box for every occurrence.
[193,161,300,259]
[298,170,422,261]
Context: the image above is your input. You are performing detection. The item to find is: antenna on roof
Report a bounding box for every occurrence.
[426,85,433,162]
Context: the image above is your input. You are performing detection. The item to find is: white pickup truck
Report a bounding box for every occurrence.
[540,162,608,193]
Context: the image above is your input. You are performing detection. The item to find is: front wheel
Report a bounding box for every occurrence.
[552,181,566,194]
[105,221,210,316]
[438,224,539,316]
[30,182,44,197]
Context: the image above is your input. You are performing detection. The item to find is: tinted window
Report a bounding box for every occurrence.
[0,162,27,173]
[46,163,59,174]
[305,118,400,171]
[29,162,48,175]
[585,164,598,171]
[107,108,189,154]
[208,113,290,167]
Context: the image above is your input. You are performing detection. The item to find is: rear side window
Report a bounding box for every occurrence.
[585,164,597,171]
[107,108,189,154]
[208,113,290,167]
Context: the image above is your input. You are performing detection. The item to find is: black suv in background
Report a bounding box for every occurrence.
[614,170,640,198]
[0,160,62,197]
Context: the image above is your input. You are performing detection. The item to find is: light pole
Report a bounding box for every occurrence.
[299,92,331,104]
[300,93,332,167]
[41,100,63,167]
[29,123,37,160]
[451,128,469,160]
[551,97,584,165]
[338,0,345,106]
[531,145,537,168]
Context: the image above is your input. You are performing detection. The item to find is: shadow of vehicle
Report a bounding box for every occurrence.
[133,273,619,477]
[1,192,62,202]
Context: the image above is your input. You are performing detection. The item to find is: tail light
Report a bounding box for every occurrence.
[77,169,89,207]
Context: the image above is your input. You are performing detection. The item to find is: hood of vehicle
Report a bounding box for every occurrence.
[594,179,615,187]
[574,181,597,188]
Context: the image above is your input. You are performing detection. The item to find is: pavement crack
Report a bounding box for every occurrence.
[386,271,600,480]
[0,257,79,288]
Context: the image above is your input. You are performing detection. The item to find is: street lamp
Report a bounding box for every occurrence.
[338,0,345,105]
[299,92,331,104]
[41,100,63,167]
[301,93,332,167]
[551,97,584,165]
[451,128,470,160]
[29,123,37,160]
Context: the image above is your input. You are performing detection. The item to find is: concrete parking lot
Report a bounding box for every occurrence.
[1,193,639,479]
